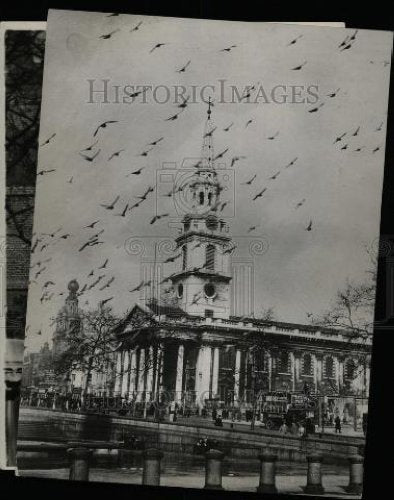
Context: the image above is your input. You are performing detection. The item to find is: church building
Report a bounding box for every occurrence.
[112,103,371,422]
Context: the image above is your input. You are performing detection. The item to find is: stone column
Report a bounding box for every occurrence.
[68,447,92,481]
[128,350,137,396]
[289,352,296,391]
[145,346,154,402]
[137,348,146,401]
[175,344,184,402]
[257,450,278,494]
[121,350,130,397]
[337,356,344,392]
[211,347,220,398]
[154,343,164,400]
[312,353,318,392]
[114,351,122,395]
[234,349,242,406]
[204,449,225,490]
[346,454,363,494]
[195,346,212,410]
[304,453,325,495]
[142,448,164,486]
[267,351,273,391]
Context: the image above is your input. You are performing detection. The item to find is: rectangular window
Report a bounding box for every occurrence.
[205,309,214,318]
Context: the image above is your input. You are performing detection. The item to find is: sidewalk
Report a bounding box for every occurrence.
[19,468,360,497]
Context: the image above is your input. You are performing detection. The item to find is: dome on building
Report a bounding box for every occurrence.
[68,279,79,293]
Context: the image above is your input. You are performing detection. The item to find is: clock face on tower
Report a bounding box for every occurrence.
[204,283,216,298]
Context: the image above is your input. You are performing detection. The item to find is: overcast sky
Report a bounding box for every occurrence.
[25,10,393,352]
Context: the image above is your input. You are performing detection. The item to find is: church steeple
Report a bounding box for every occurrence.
[170,102,233,319]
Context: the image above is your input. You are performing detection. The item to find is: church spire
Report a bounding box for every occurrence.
[200,97,215,169]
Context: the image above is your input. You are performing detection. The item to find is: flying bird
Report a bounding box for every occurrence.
[287,35,303,46]
[372,146,381,153]
[37,169,56,176]
[165,111,182,121]
[177,60,191,73]
[213,148,229,161]
[220,45,237,52]
[115,203,129,217]
[242,174,257,185]
[253,188,267,201]
[245,119,253,128]
[148,137,164,146]
[291,61,307,70]
[223,122,234,132]
[40,133,56,147]
[150,213,169,225]
[130,21,143,32]
[100,297,113,307]
[375,121,384,132]
[352,126,360,136]
[164,253,181,263]
[99,29,120,40]
[81,140,98,152]
[84,220,100,229]
[247,225,259,233]
[136,186,154,200]
[137,148,153,158]
[308,102,325,113]
[99,258,109,269]
[231,156,246,167]
[100,277,115,290]
[108,149,124,161]
[79,149,101,162]
[341,144,348,150]
[306,220,313,231]
[267,131,279,140]
[269,171,281,180]
[333,132,346,144]
[127,167,145,176]
[327,88,340,98]
[100,195,120,210]
[150,43,166,53]
[204,126,217,138]
[285,157,298,168]
[93,120,118,137]
[295,198,306,209]
[129,280,145,293]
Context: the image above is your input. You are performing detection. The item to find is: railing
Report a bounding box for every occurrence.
[17,441,364,494]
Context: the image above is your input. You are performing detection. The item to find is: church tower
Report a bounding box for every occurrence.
[170,101,233,319]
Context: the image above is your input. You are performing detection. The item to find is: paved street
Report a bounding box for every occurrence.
[19,467,359,497]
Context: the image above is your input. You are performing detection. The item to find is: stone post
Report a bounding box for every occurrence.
[257,450,278,494]
[204,449,225,490]
[346,454,363,494]
[142,448,164,486]
[67,447,92,481]
[304,453,325,495]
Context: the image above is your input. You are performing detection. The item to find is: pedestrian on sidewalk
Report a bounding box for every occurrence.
[335,415,342,434]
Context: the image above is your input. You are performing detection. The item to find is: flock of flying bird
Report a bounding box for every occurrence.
[29,15,389,336]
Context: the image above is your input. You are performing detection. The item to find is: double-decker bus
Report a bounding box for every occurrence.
[260,391,317,430]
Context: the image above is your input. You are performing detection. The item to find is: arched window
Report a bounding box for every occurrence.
[199,191,204,205]
[345,359,356,380]
[207,192,212,205]
[255,348,268,372]
[302,353,313,376]
[182,245,187,270]
[277,351,290,373]
[324,356,335,379]
[205,244,215,270]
